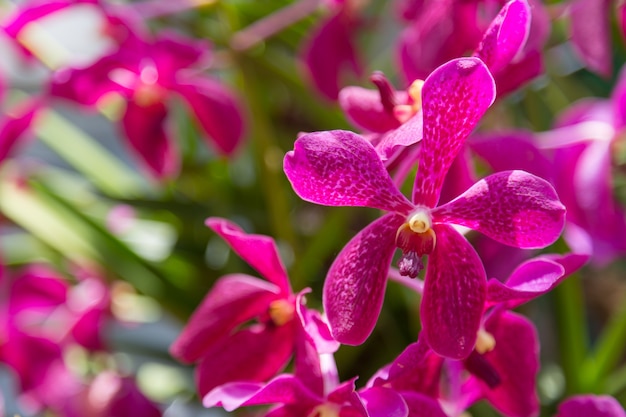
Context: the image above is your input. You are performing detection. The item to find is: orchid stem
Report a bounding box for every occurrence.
[552,272,589,394]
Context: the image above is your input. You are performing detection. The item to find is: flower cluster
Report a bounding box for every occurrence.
[0,0,624,416]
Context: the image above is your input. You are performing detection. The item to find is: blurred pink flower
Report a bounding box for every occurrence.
[170,217,338,398]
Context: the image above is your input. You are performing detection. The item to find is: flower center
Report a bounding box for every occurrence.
[268,299,295,326]
[307,403,341,417]
[394,79,425,123]
[475,328,496,354]
[395,209,436,278]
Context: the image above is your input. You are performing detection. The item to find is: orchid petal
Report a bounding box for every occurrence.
[323,213,404,345]
[611,65,626,130]
[284,130,413,212]
[196,321,296,397]
[376,112,423,161]
[121,99,179,178]
[169,274,281,363]
[492,49,543,97]
[570,0,612,77]
[432,170,566,248]
[421,224,486,359]
[474,0,531,73]
[556,395,626,417]
[486,258,565,308]
[482,311,539,417]
[301,10,361,100]
[468,131,553,182]
[413,57,495,207]
[338,86,405,133]
[402,392,448,417]
[0,99,40,163]
[359,386,408,417]
[206,217,291,293]
[382,337,443,397]
[203,375,320,412]
[173,75,245,155]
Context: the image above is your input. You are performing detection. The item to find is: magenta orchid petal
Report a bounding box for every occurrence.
[468,131,553,181]
[569,0,612,77]
[206,217,291,293]
[203,375,321,412]
[338,86,406,133]
[295,292,339,355]
[432,170,566,248]
[402,392,448,417]
[359,386,408,417]
[439,149,476,205]
[482,311,540,417]
[284,130,414,212]
[172,75,245,155]
[50,55,133,105]
[0,99,41,163]
[196,321,296,397]
[474,0,531,73]
[556,395,626,417]
[301,10,361,100]
[376,112,424,161]
[421,224,486,359]
[121,99,179,178]
[324,213,405,345]
[492,49,543,97]
[486,258,565,308]
[381,337,443,397]
[611,66,626,129]
[169,274,281,363]
[413,57,496,207]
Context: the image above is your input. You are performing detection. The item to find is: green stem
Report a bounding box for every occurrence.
[581,300,626,392]
[552,272,589,394]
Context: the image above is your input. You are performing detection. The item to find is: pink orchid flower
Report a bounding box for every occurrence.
[284,57,566,359]
[469,64,626,265]
[375,254,584,417]
[170,217,338,398]
[49,30,245,178]
[398,0,548,97]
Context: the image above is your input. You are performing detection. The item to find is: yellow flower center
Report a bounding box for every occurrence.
[475,328,496,354]
[394,79,425,123]
[268,299,295,326]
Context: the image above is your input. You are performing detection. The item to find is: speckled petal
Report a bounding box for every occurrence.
[474,0,531,73]
[284,130,414,213]
[376,112,424,161]
[206,217,291,293]
[412,58,495,207]
[432,170,566,248]
[421,224,486,359]
[483,311,539,417]
[556,395,626,417]
[323,213,404,345]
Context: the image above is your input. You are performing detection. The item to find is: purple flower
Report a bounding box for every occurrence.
[49,31,245,178]
[398,0,548,97]
[170,217,338,398]
[469,65,626,265]
[568,0,614,77]
[284,57,566,359]
[376,254,583,417]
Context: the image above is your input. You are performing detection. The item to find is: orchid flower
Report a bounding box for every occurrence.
[170,217,338,398]
[469,64,626,265]
[398,0,548,97]
[375,254,584,417]
[284,57,566,359]
[49,30,245,178]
